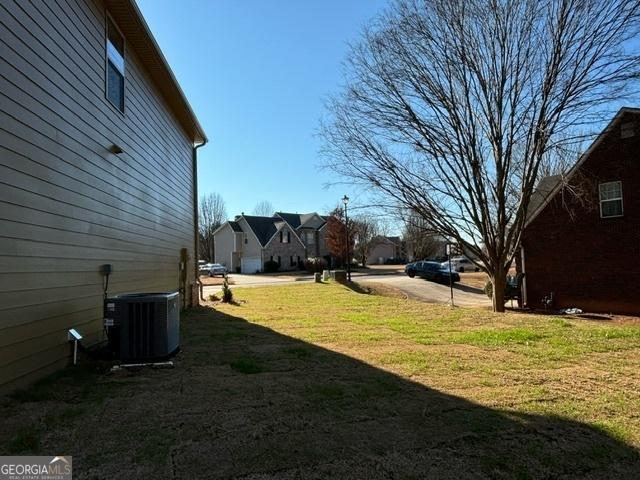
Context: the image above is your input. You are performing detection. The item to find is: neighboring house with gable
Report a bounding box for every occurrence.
[368,236,403,264]
[519,107,640,315]
[213,214,306,273]
[213,211,332,273]
[274,212,330,260]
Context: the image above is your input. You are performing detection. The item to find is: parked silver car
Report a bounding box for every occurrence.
[199,263,228,277]
[441,256,481,273]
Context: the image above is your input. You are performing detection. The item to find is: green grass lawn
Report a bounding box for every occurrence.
[1,282,639,479]
[221,283,640,441]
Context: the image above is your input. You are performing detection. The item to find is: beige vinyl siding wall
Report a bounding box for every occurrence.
[368,243,396,264]
[213,224,234,268]
[236,218,263,259]
[0,0,196,390]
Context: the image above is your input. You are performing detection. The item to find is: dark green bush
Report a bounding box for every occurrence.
[384,257,407,265]
[264,260,280,273]
[305,257,327,273]
[221,276,233,303]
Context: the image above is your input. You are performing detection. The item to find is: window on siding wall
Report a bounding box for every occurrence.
[599,181,623,218]
[287,231,291,243]
[290,255,294,266]
[277,256,281,265]
[106,17,125,112]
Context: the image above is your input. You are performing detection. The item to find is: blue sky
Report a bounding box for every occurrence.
[136,0,388,219]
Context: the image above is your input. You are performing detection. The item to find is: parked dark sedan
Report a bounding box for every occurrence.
[405,261,460,283]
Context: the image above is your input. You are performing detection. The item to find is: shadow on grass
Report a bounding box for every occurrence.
[1,305,639,479]
[341,281,375,295]
[453,281,486,295]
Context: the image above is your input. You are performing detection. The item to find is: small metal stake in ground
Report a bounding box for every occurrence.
[447,244,454,307]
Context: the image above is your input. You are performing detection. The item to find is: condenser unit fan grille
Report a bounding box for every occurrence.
[126,301,156,359]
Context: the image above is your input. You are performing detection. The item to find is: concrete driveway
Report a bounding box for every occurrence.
[357,273,492,308]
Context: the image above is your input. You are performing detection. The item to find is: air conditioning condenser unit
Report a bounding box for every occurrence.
[104,292,180,361]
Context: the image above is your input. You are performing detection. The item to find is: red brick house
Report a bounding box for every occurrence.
[520,108,640,315]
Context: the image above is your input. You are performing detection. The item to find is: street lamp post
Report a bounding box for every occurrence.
[342,195,351,282]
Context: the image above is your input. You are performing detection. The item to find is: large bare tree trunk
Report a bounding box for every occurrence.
[491,269,508,313]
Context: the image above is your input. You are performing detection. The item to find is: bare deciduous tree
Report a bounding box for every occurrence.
[353,216,380,267]
[321,0,640,311]
[403,214,446,261]
[199,193,227,262]
[252,200,275,217]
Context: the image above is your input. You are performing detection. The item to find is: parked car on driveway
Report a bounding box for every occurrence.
[405,261,460,283]
[199,263,228,277]
[441,256,481,272]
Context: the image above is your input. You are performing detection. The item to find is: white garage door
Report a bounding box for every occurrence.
[241,257,262,274]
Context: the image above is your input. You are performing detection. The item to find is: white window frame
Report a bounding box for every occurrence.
[105,12,125,113]
[599,181,623,218]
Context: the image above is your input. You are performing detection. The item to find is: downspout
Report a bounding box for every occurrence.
[520,246,527,307]
[193,140,207,304]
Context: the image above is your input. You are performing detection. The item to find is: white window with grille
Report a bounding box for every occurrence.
[599,181,623,218]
